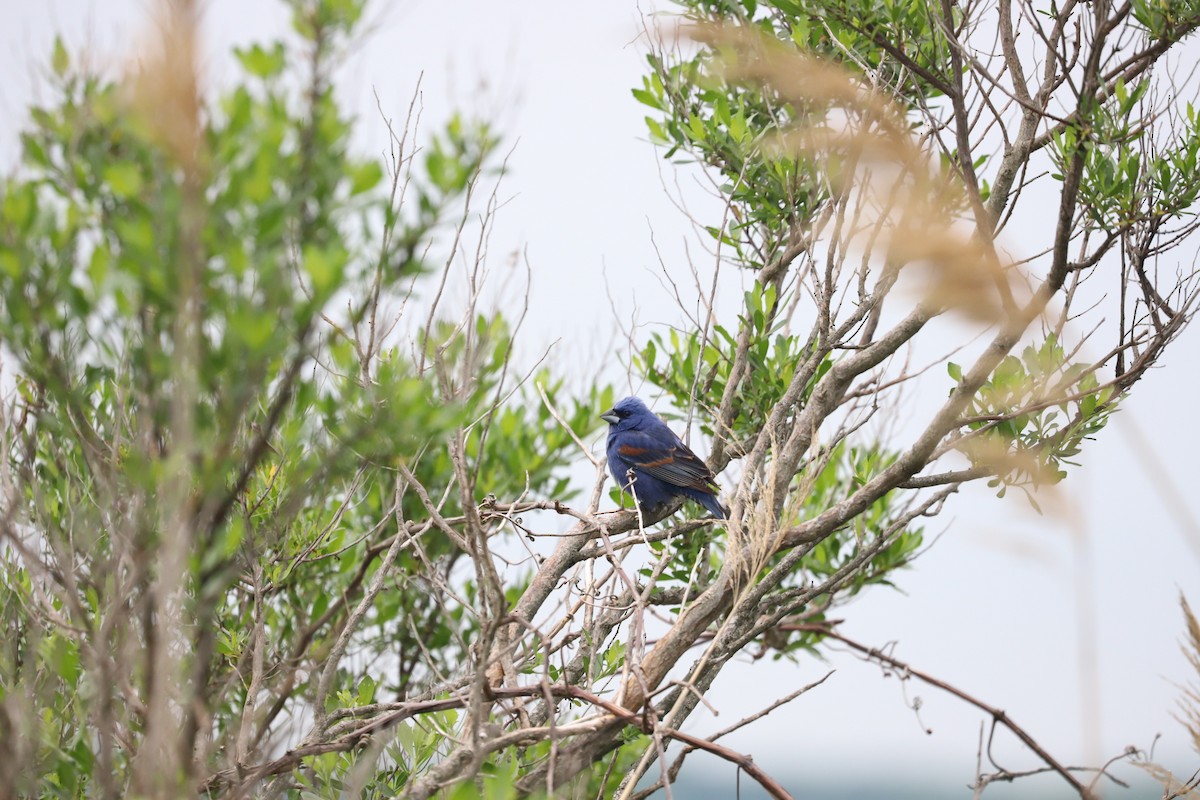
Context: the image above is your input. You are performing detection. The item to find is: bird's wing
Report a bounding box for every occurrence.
[611,428,718,493]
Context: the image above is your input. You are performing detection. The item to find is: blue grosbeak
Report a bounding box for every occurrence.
[600,397,727,519]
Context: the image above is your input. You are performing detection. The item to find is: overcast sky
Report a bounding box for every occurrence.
[3,0,1199,795]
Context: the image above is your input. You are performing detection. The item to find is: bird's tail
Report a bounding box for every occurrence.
[696,491,728,520]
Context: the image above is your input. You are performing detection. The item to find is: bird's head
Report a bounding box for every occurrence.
[600,396,650,430]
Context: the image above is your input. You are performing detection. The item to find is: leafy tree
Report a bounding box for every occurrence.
[1,0,1199,798]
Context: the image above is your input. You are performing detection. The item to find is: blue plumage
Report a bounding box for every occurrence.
[600,397,727,519]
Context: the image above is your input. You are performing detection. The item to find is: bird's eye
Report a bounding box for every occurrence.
[617,410,630,419]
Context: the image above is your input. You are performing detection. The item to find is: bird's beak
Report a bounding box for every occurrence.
[600,409,619,425]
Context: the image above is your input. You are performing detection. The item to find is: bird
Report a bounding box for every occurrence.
[600,396,727,519]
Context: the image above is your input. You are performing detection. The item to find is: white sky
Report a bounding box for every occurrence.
[3,0,1199,795]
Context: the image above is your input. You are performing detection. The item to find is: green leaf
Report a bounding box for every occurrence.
[234,43,286,79]
[114,214,155,255]
[302,244,347,298]
[51,36,69,77]
[357,675,377,705]
[349,160,384,196]
[50,637,80,683]
[87,244,111,289]
[0,252,20,279]
[230,306,275,350]
[2,184,35,229]
[631,87,662,110]
[103,163,144,199]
